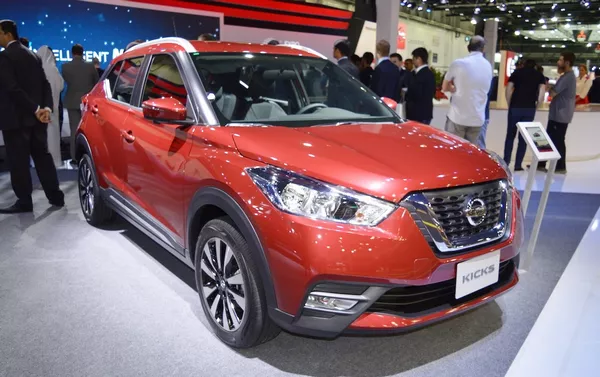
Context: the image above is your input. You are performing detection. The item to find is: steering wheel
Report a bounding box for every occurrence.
[297,103,328,115]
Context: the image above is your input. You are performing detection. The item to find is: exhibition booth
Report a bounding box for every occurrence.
[0,1,599,376]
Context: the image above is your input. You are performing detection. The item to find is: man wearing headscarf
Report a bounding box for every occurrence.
[37,46,64,167]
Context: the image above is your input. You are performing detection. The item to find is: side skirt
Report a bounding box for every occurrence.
[102,188,194,270]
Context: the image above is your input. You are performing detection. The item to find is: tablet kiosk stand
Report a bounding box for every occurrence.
[516,122,561,271]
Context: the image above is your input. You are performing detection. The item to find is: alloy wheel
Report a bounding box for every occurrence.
[200,237,246,332]
[78,160,95,216]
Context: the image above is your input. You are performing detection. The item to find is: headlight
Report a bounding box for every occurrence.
[246,167,396,226]
[487,150,513,186]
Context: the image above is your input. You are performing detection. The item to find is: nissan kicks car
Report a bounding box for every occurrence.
[75,38,523,348]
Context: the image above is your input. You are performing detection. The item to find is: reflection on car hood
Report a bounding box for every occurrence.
[231,122,507,202]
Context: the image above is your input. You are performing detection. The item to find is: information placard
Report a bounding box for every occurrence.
[517,122,561,161]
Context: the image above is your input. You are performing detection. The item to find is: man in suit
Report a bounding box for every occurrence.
[333,40,359,78]
[390,53,408,102]
[0,20,64,213]
[405,47,436,125]
[370,40,401,102]
[62,43,98,164]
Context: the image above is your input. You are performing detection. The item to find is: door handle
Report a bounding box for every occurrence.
[121,130,136,143]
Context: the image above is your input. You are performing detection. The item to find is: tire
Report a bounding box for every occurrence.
[194,218,280,348]
[78,154,114,226]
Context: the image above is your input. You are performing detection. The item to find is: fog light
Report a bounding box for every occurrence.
[305,294,358,311]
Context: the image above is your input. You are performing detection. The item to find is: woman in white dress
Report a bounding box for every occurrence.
[37,46,64,167]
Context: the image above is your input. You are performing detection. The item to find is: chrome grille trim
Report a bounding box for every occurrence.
[401,180,512,253]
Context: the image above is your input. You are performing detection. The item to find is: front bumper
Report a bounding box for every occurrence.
[272,254,519,338]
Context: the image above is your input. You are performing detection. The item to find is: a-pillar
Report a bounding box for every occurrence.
[483,19,498,70]
[375,0,399,49]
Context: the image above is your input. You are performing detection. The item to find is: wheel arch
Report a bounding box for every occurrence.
[187,186,278,311]
[75,133,108,188]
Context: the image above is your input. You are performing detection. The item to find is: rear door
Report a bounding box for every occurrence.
[120,53,197,250]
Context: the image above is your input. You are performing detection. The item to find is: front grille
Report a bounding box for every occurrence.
[424,182,503,243]
[366,257,517,317]
[402,180,510,253]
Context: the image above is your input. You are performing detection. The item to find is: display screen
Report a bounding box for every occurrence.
[0,0,220,69]
[526,126,553,153]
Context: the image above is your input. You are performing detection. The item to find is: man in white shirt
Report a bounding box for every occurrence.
[442,36,492,144]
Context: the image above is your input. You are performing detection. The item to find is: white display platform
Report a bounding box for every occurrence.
[430,104,600,164]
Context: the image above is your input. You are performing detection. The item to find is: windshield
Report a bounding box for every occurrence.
[189,53,400,127]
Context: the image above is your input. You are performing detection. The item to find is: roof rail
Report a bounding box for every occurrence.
[284,44,328,60]
[128,37,196,53]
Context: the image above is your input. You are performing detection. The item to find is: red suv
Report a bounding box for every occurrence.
[75,38,523,348]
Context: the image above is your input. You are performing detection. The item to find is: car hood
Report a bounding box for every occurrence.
[230,122,507,203]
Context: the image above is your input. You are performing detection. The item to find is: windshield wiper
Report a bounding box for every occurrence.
[226,122,272,127]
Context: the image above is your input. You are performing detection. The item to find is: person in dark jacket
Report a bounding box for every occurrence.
[0,20,64,213]
[370,39,401,102]
[333,39,359,78]
[359,52,374,87]
[404,47,436,125]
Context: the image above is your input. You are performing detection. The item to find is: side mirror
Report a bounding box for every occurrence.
[142,98,187,123]
[381,97,398,109]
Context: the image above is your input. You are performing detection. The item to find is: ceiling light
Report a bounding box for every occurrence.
[495,17,500,21]
[524,6,531,12]
[445,8,450,11]
[563,38,568,41]
[568,13,572,16]
[509,10,513,13]
[517,15,522,18]
[551,16,558,22]
[532,23,537,26]
[471,18,477,24]
[587,42,592,47]
[552,3,558,10]
[426,8,432,13]
[475,7,480,14]
[561,8,566,11]
[552,44,556,48]
[565,23,571,28]
[460,13,464,16]
[515,30,521,35]
[484,18,488,21]
[525,36,529,39]
[542,24,548,29]
[545,38,549,41]
[566,18,572,21]
[418,6,423,10]
[542,44,546,47]
[529,30,534,34]
[525,19,530,22]
[562,45,566,48]
[539,18,545,23]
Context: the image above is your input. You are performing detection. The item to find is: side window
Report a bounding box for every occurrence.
[112,57,143,105]
[142,54,188,105]
[105,61,123,96]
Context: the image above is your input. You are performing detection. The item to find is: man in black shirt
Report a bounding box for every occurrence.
[503,59,546,171]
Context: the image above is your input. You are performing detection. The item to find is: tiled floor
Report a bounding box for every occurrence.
[513,158,600,195]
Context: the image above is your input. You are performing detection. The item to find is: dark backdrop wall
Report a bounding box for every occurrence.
[0,0,220,69]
